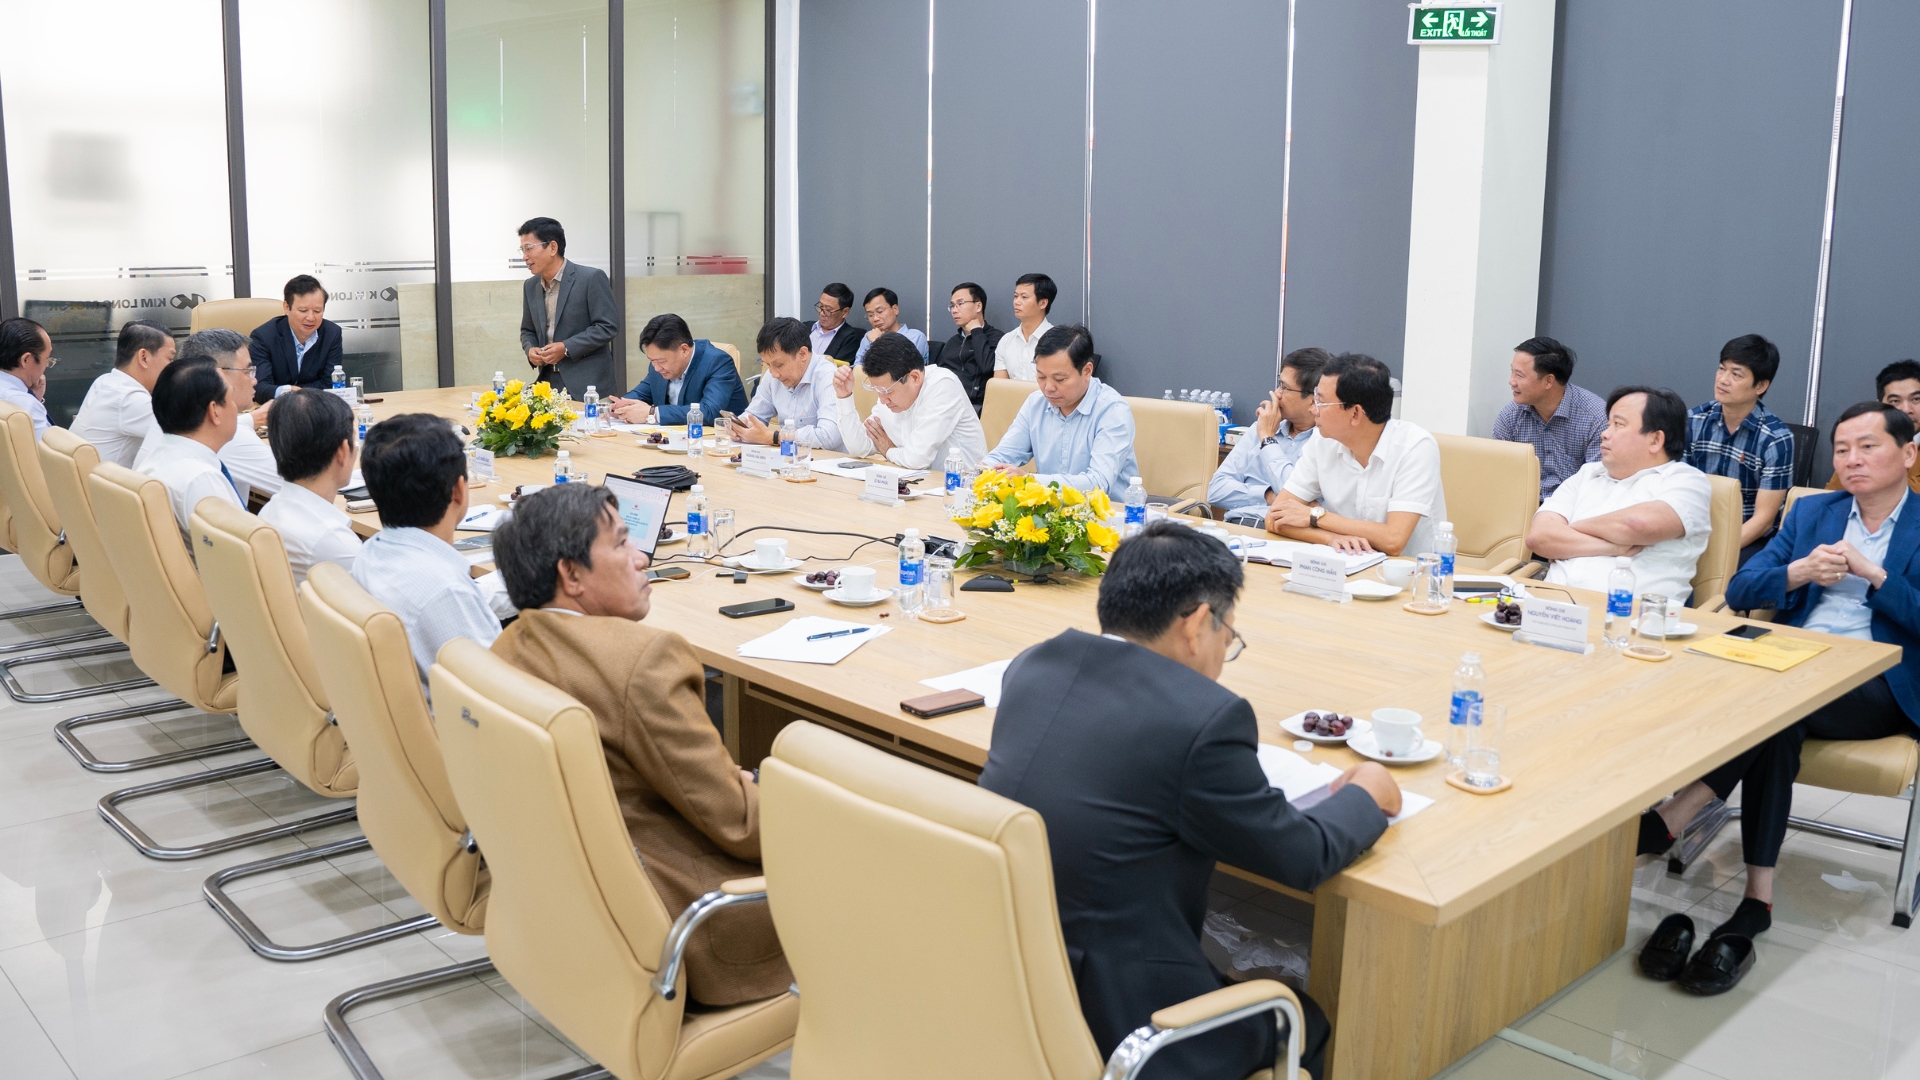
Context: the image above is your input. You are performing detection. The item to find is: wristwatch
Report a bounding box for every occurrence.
[1309,506,1326,529]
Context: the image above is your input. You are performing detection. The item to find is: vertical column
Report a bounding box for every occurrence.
[428,0,455,387]
[0,72,16,321]
[1397,0,1556,437]
[220,0,252,298]
[763,0,777,323]
[608,0,628,391]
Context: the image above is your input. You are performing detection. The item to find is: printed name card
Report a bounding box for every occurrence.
[1517,598,1593,654]
[328,387,359,405]
[738,445,780,478]
[861,465,904,507]
[1283,548,1350,603]
[469,448,495,481]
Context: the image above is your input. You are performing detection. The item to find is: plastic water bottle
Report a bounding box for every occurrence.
[944,448,966,509]
[1604,556,1636,649]
[553,450,572,485]
[1217,393,1233,444]
[356,406,373,444]
[583,386,600,432]
[1123,476,1148,539]
[1432,520,1457,603]
[492,371,507,394]
[331,366,347,390]
[1447,652,1486,768]
[898,528,926,617]
[1163,389,1173,400]
[686,484,709,558]
[777,419,797,475]
[686,403,704,458]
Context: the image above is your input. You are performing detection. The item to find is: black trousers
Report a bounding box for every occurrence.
[1702,674,1915,867]
[1140,988,1330,1080]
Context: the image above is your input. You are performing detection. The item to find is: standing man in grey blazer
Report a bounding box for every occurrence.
[518,216,620,400]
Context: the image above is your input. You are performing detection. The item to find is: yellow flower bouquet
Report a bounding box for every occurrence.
[474,379,579,458]
[951,469,1121,579]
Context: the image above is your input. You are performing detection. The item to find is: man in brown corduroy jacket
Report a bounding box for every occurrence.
[488,482,790,1006]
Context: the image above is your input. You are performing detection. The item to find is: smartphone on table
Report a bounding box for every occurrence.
[720,598,796,619]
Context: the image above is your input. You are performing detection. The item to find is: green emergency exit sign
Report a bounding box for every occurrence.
[1407,4,1501,44]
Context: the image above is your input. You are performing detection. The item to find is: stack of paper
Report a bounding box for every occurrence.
[919,659,1012,708]
[458,506,510,532]
[737,616,891,665]
[1244,540,1384,575]
[1255,744,1435,825]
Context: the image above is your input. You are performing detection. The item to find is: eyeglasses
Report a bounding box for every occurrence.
[1181,606,1246,662]
[518,242,552,255]
[1277,384,1309,397]
[42,355,59,369]
[815,302,845,314]
[1310,394,1353,412]
[860,380,909,399]
[948,299,980,309]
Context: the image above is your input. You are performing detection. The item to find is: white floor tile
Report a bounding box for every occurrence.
[0,966,75,1079]
[0,730,210,833]
[1514,1012,1731,1079]
[1434,1036,1602,1080]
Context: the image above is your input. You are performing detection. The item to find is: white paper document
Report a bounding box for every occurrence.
[736,616,891,665]
[809,457,928,485]
[458,506,510,532]
[919,659,1012,709]
[1243,539,1384,575]
[1256,744,1435,826]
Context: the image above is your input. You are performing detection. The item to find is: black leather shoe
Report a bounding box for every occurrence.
[1677,934,1756,995]
[1638,914,1695,981]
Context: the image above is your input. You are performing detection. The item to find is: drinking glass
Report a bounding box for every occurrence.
[349,376,365,402]
[713,423,734,457]
[924,556,955,610]
[1464,702,1507,788]
[709,509,736,558]
[1635,593,1668,649]
[1414,553,1444,606]
[468,391,481,416]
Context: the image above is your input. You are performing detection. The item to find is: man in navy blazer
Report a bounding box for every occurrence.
[249,274,345,403]
[981,522,1399,1079]
[1639,401,1920,967]
[609,313,747,426]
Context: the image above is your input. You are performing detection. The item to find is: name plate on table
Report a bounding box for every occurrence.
[738,445,780,478]
[328,387,359,405]
[469,448,495,482]
[861,466,905,507]
[1282,549,1350,603]
[1516,598,1593,655]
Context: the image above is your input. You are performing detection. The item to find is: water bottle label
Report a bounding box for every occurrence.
[585,403,598,419]
[1125,505,1147,525]
[1438,553,1455,577]
[1607,590,1634,618]
[688,423,703,440]
[687,512,705,536]
[899,561,923,586]
[358,422,369,441]
[781,438,796,456]
[554,474,569,484]
[946,471,962,492]
[1449,690,1481,727]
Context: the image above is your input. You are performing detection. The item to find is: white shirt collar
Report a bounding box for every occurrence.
[538,606,587,617]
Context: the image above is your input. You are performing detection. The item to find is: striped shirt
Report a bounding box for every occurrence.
[1490,383,1606,499]
[1684,399,1794,522]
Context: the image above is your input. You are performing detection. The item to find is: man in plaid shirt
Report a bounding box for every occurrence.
[1491,336,1605,499]
[1685,334,1795,563]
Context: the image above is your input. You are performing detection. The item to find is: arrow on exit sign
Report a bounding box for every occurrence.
[1406,3,1501,44]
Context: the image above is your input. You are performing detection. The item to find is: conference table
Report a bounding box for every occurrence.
[349,387,1896,1080]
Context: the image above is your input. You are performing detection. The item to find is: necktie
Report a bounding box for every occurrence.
[220,463,242,501]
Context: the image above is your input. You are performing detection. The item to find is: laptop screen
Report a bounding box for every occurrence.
[600,475,675,557]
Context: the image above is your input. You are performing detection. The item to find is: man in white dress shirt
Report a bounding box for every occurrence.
[0,318,54,440]
[731,317,845,451]
[992,273,1057,383]
[833,332,987,470]
[350,413,504,683]
[168,329,280,503]
[72,321,174,468]
[1208,348,1328,524]
[138,357,243,545]
[258,389,362,586]
[852,287,929,364]
[1267,352,1448,557]
[981,325,1138,498]
[1527,386,1713,602]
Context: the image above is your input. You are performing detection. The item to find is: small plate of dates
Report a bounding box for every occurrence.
[1481,594,1524,631]
[799,569,840,591]
[1279,709,1373,745]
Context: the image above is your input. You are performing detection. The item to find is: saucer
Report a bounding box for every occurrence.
[797,575,839,591]
[1344,579,1403,601]
[1348,731,1445,765]
[1479,612,1521,633]
[1279,710,1373,745]
[725,555,805,574]
[824,587,891,607]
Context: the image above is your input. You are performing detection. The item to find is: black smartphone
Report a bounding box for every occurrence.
[1725,624,1773,640]
[720,598,796,619]
[647,566,690,581]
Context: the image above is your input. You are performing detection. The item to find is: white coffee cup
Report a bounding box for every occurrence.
[1371,708,1424,757]
[754,538,789,568]
[1664,598,1683,634]
[1380,559,1416,588]
[838,565,877,600]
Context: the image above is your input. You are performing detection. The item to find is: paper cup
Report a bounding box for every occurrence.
[1371,708,1423,756]
[838,565,876,600]
[754,538,789,568]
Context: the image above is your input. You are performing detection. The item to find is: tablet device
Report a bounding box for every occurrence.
[601,474,675,557]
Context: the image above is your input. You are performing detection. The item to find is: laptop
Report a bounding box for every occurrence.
[600,474,676,557]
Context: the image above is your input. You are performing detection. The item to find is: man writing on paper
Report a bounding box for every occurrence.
[1632,403,1920,995]
[1525,386,1713,603]
[982,522,1398,1080]
[1264,352,1446,556]
[490,483,790,1006]
[979,325,1138,498]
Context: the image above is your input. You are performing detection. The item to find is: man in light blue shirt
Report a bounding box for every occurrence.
[731,317,846,451]
[0,318,54,440]
[1802,488,1907,639]
[981,325,1137,498]
[1208,347,1329,523]
[852,287,929,364]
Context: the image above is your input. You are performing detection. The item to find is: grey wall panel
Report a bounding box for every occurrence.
[928,0,1084,342]
[1281,0,1417,374]
[1538,0,1838,423]
[797,0,927,330]
[1813,0,1920,463]
[1091,0,1286,413]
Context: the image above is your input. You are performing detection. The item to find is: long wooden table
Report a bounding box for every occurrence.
[352,388,1898,1080]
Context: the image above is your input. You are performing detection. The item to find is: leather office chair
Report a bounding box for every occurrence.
[189,297,283,337]
[713,340,758,397]
[1787,423,1819,489]
[1130,396,1220,504]
[982,378,1034,448]
[431,638,797,1080]
[759,720,1305,1080]
[1690,475,1744,610]
[0,402,116,670]
[87,464,355,860]
[37,430,241,770]
[1434,433,1538,574]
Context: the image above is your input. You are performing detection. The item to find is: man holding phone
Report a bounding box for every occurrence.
[1635,401,1920,993]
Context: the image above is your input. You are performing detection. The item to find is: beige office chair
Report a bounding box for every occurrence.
[713,340,758,396]
[87,464,354,860]
[760,720,1304,1080]
[189,297,283,337]
[1131,396,1220,504]
[432,638,797,1080]
[1689,475,1744,610]
[982,378,1035,447]
[1434,433,1538,573]
[0,402,116,669]
[38,430,241,770]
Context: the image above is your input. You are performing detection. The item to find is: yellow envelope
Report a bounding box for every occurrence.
[1685,633,1831,672]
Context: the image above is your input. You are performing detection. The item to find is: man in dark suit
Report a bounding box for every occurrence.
[1639,401,1920,985]
[518,216,620,400]
[249,274,345,403]
[810,282,863,362]
[609,313,747,425]
[980,522,1400,1079]
[938,281,1003,411]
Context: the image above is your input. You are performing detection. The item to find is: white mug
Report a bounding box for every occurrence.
[1371,708,1424,757]
[838,565,877,600]
[1665,598,1683,634]
[754,538,789,568]
[1380,559,1416,588]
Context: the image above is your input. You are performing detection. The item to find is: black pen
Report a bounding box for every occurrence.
[806,627,870,642]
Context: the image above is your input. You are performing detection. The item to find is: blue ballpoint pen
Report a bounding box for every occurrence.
[806,627,870,641]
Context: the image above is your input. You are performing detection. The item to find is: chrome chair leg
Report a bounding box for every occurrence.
[0,597,85,622]
[1666,797,1737,876]
[98,757,359,861]
[1671,796,1919,928]
[0,625,111,655]
[56,700,255,772]
[203,836,439,961]
[0,639,155,703]
[1896,797,1920,929]
[324,959,612,1080]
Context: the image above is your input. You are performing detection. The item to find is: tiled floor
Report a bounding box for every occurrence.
[5,553,1920,1079]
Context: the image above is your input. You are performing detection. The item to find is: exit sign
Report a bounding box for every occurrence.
[1407,4,1501,44]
